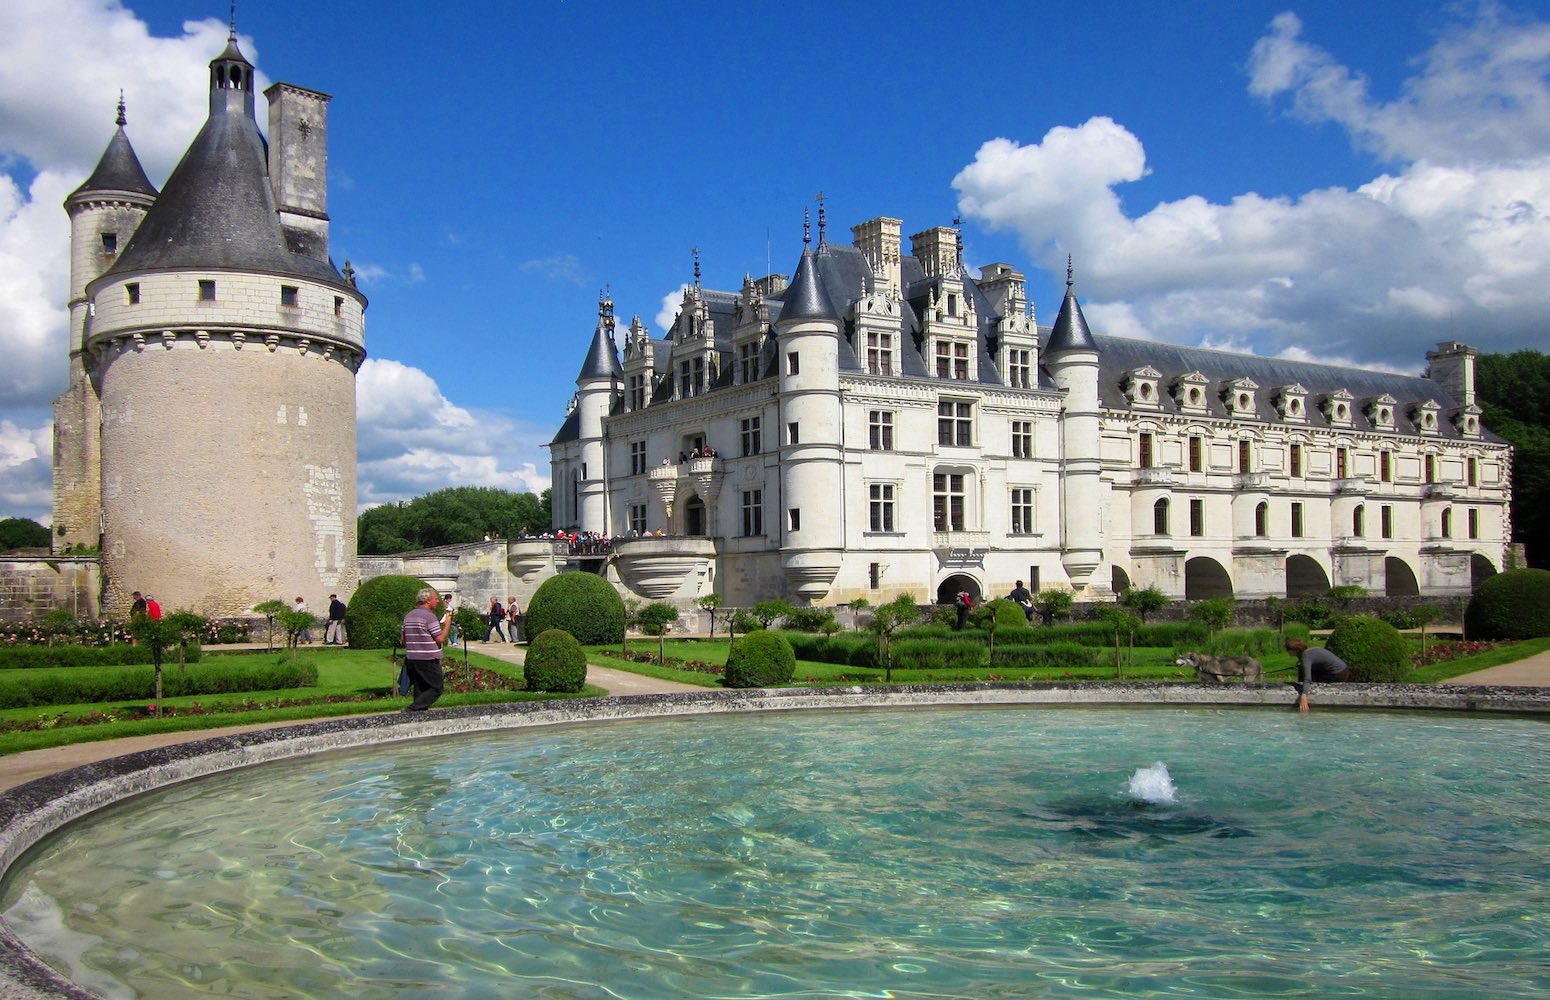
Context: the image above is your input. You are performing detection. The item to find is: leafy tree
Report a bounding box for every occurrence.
[1031,589,1074,627]
[126,615,181,712]
[1327,584,1368,611]
[1190,597,1236,636]
[1476,349,1550,566]
[1410,604,1441,658]
[276,609,318,651]
[451,606,485,667]
[971,598,1022,658]
[752,599,792,629]
[637,603,680,665]
[1096,607,1141,679]
[164,610,208,674]
[697,593,723,638]
[1120,585,1168,623]
[868,594,919,682]
[357,486,553,554]
[0,518,49,551]
[253,599,288,652]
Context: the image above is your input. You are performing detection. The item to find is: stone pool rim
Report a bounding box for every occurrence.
[1,681,1548,999]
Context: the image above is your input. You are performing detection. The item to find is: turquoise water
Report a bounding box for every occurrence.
[4,708,1550,999]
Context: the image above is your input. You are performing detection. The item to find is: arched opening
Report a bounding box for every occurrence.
[1384,557,1419,597]
[1353,504,1365,537]
[936,574,981,606]
[1184,557,1232,601]
[684,495,706,537]
[1470,553,1498,590]
[1285,554,1329,598]
[1254,501,1268,537]
[1111,566,1131,594]
[1153,498,1169,535]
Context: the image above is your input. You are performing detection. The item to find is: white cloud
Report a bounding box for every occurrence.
[0,418,54,522]
[953,5,1550,370]
[520,253,587,285]
[656,283,689,332]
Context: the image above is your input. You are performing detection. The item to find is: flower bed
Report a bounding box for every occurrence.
[1412,640,1503,669]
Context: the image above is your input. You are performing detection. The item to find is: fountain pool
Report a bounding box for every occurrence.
[3,705,1549,999]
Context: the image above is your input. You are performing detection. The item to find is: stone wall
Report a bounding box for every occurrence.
[0,557,101,622]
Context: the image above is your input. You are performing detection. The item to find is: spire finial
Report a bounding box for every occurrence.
[1066,254,1074,288]
[229,0,237,39]
[692,247,701,289]
[816,191,827,249]
[115,90,126,127]
[953,214,964,267]
[600,286,615,331]
[803,207,811,248]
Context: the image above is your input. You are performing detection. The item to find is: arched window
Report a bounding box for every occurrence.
[1353,504,1365,537]
[1153,498,1170,535]
[1255,501,1268,538]
[1441,507,1453,539]
[571,469,580,522]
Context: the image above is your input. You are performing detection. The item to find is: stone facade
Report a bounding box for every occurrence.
[360,538,571,615]
[551,215,1512,607]
[49,35,365,617]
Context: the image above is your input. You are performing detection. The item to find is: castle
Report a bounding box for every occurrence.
[51,31,365,616]
[549,212,1511,607]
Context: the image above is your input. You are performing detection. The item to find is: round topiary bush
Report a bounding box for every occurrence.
[1464,568,1550,640]
[524,628,588,692]
[1326,615,1411,682]
[989,598,1027,629]
[345,575,432,649]
[724,630,796,688]
[524,572,625,645]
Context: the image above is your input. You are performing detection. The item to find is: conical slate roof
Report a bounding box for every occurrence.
[576,320,622,382]
[777,247,838,325]
[71,123,158,201]
[1044,276,1098,355]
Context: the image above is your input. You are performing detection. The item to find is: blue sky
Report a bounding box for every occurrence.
[1,0,1548,522]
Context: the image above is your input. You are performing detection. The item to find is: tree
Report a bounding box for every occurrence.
[0,518,49,551]
[637,603,680,665]
[276,609,318,651]
[971,599,1022,659]
[1031,590,1074,627]
[868,594,919,682]
[1190,597,1236,636]
[752,599,792,630]
[1096,607,1141,679]
[164,610,208,674]
[1120,585,1167,623]
[1476,349,1550,566]
[622,598,641,655]
[253,599,288,652]
[126,615,180,713]
[697,593,723,638]
[1328,584,1368,612]
[1411,604,1441,658]
[356,486,553,554]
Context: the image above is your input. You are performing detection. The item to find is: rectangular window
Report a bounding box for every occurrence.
[869,562,881,589]
[100,232,117,254]
[628,374,647,411]
[1007,349,1032,389]
[787,422,799,445]
[628,504,647,535]
[1468,457,1479,487]
[629,441,647,476]
[741,489,763,537]
[868,410,894,451]
[1291,501,1304,538]
[934,341,969,379]
[937,401,972,447]
[789,508,801,532]
[1289,443,1302,478]
[1190,498,1204,537]
[1238,439,1252,474]
[126,283,140,305]
[1380,451,1392,482]
[1188,436,1202,472]
[280,285,299,307]
[738,342,760,383]
[678,361,692,397]
[198,279,216,301]
[1381,505,1393,539]
[869,483,895,532]
[1138,432,1154,469]
[1011,420,1033,459]
[1011,487,1035,534]
[740,416,762,457]
[1336,447,1349,480]
[866,331,893,376]
[933,472,966,531]
[786,351,800,376]
[334,295,344,317]
[1468,508,1479,539]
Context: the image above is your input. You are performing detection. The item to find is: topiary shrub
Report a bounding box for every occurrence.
[990,598,1027,629]
[525,572,625,645]
[723,630,795,688]
[1464,568,1550,640]
[524,628,588,692]
[346,575,432,649]
[1326,615,1412,682]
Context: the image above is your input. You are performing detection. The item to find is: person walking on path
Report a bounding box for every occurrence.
[292,596,312,643]
[325,594,348,645]
[145,595,162,620]
[485,596,508,642]
[401,588,453,711]
[1008,580,1034,622]
[507,596,523,643]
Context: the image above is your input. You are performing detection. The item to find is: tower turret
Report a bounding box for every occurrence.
[776,214,845,603]
[572,292,623,533]
[1044,260,1104,591]
[208,30,257,118]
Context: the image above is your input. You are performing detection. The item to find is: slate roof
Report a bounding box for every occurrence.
[777,247,839,323]
[70,124,158,201]
[576,321,622,382]
[1045,281,1098,354]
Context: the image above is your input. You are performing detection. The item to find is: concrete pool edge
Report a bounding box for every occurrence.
[1,682,1547,999]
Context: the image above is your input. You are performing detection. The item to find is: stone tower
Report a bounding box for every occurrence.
[1044,264,1104,592]
[776,224,846,603]
[572,293,623,533]
[58,32,368,616]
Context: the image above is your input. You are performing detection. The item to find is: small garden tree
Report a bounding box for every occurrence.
[972,598,1023,659]
[164,610,208,673]
[1328,584,1368,613]
[752,598,793,630]
[622,598,641,655]
[1410,604,1441,658]
[868,594,919,682]
[1031,589,1074,627]
[1096,607,1141,679]
[1189,597,1236,637]
[1120,585,1168,623]
[253,599,287,652]
[126,615,181,713]
[276,608,318,651]
[697,593,723,638]
[637,603,680,665]
[452,606,485,667]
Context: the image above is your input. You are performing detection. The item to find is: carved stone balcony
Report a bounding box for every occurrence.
[1333,477,1372,496]
[932,531,991,564]
[1133,466,1175,486]
[613,536,716,599]
[1233,472,1270,490]
[1423,482,1457,500]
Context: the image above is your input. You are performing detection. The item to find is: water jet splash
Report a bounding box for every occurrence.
[1127,762,1178,806]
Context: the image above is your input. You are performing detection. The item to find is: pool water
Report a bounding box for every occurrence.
[4,708,1549,999]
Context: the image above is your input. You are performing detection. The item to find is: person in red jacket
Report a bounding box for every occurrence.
[145,595,162,620]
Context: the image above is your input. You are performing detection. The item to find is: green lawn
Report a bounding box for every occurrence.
[0,646,602,757]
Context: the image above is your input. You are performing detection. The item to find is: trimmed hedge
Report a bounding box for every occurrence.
[724,631,796,688]
[1326,616,1412,682]
[0,658,318,709]
[990,642,1100,670]
[0,643,203,669]
[524,629,588,693]
[891,639,986,671]
[781,632,879,668]
[346,575,432,649]
[1183,628,1285,658]
[1464,568,1550,641]
[525,572,625,645]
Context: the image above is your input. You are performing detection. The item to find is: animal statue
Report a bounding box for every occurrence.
[1177,651,1263,684]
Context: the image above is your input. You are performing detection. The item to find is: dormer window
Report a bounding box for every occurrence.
[934,339,970,380]
[1453,404,1482,438]
[1222,377,1259,419]
[1174,371,1210,413]
[1322,389,1355,427]
[1366,393,1397,431]
[1275,384,1308,422]
[1124,366,1162,409]
[1410,400,1441,435]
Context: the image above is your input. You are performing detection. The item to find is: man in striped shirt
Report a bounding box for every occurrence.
[401,587,453,711]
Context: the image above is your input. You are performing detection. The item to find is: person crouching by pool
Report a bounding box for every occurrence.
[401,588,454,711]
[1285,638,1351,713]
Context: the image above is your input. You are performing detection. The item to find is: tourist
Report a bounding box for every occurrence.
[129,591,147,619]
[145,594,163,621]
[1285,638,1350,712]
[1008,580,1034,621]
[325,593,347,645]
[508,596,523,643]
[292,596,311,643]
[485,596,507,642]
[400,588,453,711]
[954,590,972,630]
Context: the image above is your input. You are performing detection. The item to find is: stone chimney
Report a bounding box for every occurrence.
[1426,340,1477,408]
[851,217,901,295]
[265,82,331,261]
[910,226,959,280]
